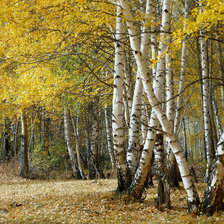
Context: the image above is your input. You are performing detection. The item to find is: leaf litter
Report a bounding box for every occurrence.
[0,176,224,223]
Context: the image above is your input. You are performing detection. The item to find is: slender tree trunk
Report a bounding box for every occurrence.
[89,102,99,179]
[128,111,158,198]
[174,0,189,134]
[203,132,224,216]
[127,0,153,177]
[150,0,157,79]
[89,99,105,179]
[29,109,35,154]
[105,106,116,170]
[166,39,180,187]
[216,40,224,113]
[123,51,133,128]
[3,118,10,161]
[199,7,215,182]
[13,121,19,157]
[64,108,81,179]
[212,95,223,137]
[20,111,29,178]
[183,118,188,160]
[112,5,131,192]
[10,123,15,158]
[70,110,86,180]
[169,0,189,187]
[141,103,148,146]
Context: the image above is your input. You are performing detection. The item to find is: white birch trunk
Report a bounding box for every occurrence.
[127,76,143,175]
[128,111,158,198]
[166,38,179,187]
[20,111,29,178]
[105,106,116,170]
[89,99,102,179]
[123,51,133,127]
[127,0,153,177]
[212,96,223,137]
[118,0,200,211]
[141,102,148,145]
[174,0,189,135]
[64,108,81,179]
[152,0,170,184]
[199,5,215,182]
[112,5,130,191]
[150,0,157,79]
[70,110,86,180]
[166,51,174,125]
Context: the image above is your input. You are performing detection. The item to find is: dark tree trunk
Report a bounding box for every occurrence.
[3,118,10,161]
[202,132,224,216]
[88,100,105,179]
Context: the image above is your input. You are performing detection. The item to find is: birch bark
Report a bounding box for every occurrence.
[174,0,189,134]
[105,106,116,170]
[118,0,200,211]
[70,110,86,180]
[166,40,180,187]
[112,5,131,191]
[127,0,154,177]
[199,6,215,182]
[203,132,224,216]
[89,99,105,179]
[64,108,81,179]
[20,111,29,178]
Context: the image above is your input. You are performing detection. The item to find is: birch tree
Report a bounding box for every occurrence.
[70,110,86,180]
[105,106,116,170]
[199,2,215,182]
[112,6,131,191]
[203,132,224,216]
[20,111,29,178]
[64,108,81,179]
[118,0,200,211]
[127,0,153,177]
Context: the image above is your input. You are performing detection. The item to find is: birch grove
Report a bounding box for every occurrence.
[1,0,224,218]
[115,0,200,211]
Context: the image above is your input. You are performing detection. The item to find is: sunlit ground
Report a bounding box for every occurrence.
[0,172,224,224]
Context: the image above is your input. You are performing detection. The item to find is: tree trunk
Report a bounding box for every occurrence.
[3,118,10,161]
[105,106,116,170]
[203,132,224,216]
[70,110,86,180]
[10,123,15,158]
[199,9,215,182]
[216,39,224,113]
[127,0,153,178]
[169,0,190,187]
[20,111,29,178]
[112,5,131,192]
[89,99,105,179]
[64,107,81,179]
[128,111,158,198]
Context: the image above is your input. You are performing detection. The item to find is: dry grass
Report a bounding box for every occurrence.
[0,164,224,223]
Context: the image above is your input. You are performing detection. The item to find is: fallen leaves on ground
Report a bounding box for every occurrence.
[0,177,224,224]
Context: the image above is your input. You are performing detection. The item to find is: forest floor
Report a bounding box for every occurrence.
[0,163,224,223]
